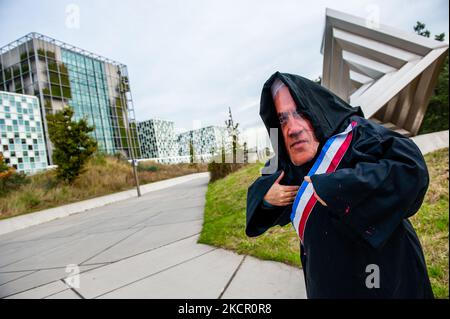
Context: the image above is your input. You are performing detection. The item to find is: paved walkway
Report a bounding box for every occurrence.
[0,174,306,299]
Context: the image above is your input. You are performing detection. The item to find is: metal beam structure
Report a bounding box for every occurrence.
[321,8,448,136]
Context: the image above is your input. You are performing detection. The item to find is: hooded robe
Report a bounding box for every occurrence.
[246,71,434,299]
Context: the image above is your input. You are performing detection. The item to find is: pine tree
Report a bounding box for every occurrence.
[46,106,97,183]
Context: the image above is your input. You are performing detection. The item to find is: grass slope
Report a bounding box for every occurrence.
[199,148,449,298]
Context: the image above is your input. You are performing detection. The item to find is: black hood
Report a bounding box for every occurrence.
[259,71,364,178]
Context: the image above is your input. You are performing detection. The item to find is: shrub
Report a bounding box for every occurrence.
[46,106,97,183]
[113,151,128,163]
[208,161,243,183]
[91,152,107,166]
[0,153,28,195]
[137,164,159,172]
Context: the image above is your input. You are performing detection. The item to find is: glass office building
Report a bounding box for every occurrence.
[0,33,140,165]
[0,91,48,174]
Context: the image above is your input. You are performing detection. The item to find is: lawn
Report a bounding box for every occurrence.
[0,155,207,220]
[198,148,449,298]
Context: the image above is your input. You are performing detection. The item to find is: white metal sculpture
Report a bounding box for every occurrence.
[321,8,448,136]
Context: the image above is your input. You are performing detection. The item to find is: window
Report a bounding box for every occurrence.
[3,145,8,151]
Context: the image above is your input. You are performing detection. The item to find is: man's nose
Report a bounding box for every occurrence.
[287,120,305,139]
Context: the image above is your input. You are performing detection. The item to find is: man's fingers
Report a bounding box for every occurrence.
[274,170,285,184]
[313,191,327,206]
[303,176,327,206]
[278,189,298,197]
[280,193,297,202]
[279,185,300,191]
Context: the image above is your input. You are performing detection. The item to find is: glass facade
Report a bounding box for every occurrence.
[177,126,229,156]
[0,33,141,166]
[138,119,177,159]
[0,91,48,174]
[61,49,115,154]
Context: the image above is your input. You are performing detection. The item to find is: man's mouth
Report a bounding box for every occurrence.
[290,140,307,149]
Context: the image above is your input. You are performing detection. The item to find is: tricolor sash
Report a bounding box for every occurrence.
[290,121,357,243]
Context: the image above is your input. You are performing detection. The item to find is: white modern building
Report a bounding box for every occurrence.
[136,121,232,164]
[176,126,230,159]
[138,119,177,160]
[0,91,48,174]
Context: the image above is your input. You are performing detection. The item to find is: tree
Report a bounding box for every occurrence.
[435,32,446,42]
[243,141,248,164]
[225,107,240,163]
[414,22,449,134]
[413,21,447,42]
[314,76,322,85]
[46,106,97,183]
[413,21,431,37]
[189,137,195,165]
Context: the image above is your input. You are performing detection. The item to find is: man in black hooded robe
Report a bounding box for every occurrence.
[246,71,434,299]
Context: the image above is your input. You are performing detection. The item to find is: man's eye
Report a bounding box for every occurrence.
[278,115,288,125]
[292,110,302,119]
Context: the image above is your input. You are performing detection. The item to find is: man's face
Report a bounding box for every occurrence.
[273,85,320,166]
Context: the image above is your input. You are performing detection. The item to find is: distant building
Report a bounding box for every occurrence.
[0,91,48,174]
[136,121,232,163]
[138,119,177,159]
[176,126,229,159]
[0,32,140,165]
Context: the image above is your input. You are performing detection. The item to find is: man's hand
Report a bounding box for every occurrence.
[263,171,300,206]
[304,176,327,206]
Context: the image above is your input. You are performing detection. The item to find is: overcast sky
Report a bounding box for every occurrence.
[0,0,448,145]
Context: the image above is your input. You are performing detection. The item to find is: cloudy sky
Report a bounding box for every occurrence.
[0,0,448,146]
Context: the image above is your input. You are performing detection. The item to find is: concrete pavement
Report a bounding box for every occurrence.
[0,173,306,299]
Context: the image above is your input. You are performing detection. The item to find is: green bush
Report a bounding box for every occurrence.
[137,164,158,172]
[207,161,243,183]
[91,152,107,166]
[46,106,97,183]
[419,56,449,134]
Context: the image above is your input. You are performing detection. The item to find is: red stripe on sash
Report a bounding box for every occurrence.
[326,128,354,174]
[298,194,317,241]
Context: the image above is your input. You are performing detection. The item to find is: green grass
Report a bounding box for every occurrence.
[411,148,449,298]
[199,148,449,299]
[199,163,301,267]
